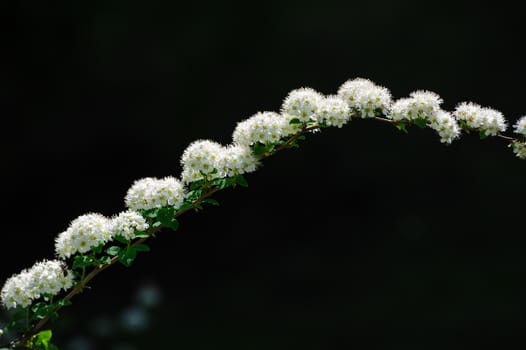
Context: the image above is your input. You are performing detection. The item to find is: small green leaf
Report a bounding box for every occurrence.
[134,243,150,252]
[72,255,94,270]
[178,202,194,211]
[234,175,249,187]
[114,235,129,244]
[57,299,72,307]
[118,247,137,267]
[414,118,427,128]
[98,255,112,266]
[134,232,150,238]
[106,246,121,256]
[297,135,306,141]
[202,198,220,206]
[289,118,302,124]
[479,130,489,139]
[252,142,267,156]
[395,123,408,134]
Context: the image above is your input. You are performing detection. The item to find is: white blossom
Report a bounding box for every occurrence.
[232,112,284,146]
[217,144,259,177]
[55,213,112,259]
[317,96,351,127]
[1,260,74,309]
[338,78,392,118]
[110,210,150,241]
[180,140,225,183]
[453,102,507,136]
[512,142,526,159]
[281,88,323,123]
[391,90,442,122]
[428,110,461,144]
[514,116,526,136]
[125,177,185,210]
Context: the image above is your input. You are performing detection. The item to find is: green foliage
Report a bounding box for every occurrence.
[156,207,179,230]
[31,299,72,321]
[289,118,301,124]
[252,142,275,157]
[30,329,59,350]
[395,122,408,133]
[201,198,220,206]
[72,255,94,270]
[414,118,427,129]
[479,130,489,139]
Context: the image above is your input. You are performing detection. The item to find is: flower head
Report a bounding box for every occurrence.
[317,96,351,127]
[338,78,392,118]
[428,110,461,144]
[514,116,526,136]
[391,90,442,121]
[180,140,224,183]
[281,88,323,123]
[55,213,111,259]
[110,210,150,241]
[1,260,74,309]
[232,112,284,146]
[511,142,526,159]
[217,144,259,177]
[125,177,185,210]
[453,102,507,136]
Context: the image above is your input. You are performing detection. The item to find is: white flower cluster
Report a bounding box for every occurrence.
[391,90,443,122]
[181,140,258,183]
[337,78,392,118]
[233,112,284,146]
[317,96,351,128]
[125,177,185,210]
[281,88,323,123]
[428,110,461,144]
[453,102,507,136]
[514,116,526,136]
[217,144,259,177]
[511,142,526,159]
[55,213,111,259]
[1,260,74,309]
[110,210,150,240]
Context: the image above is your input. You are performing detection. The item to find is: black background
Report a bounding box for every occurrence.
[5,0,526,349]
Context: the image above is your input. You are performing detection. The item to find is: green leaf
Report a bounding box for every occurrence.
[106,246,121,256]
[118,247,137,267]
[479,130,489,139]
[252,142,267,156]
[114,234,129,244]
[32,329,52,350]
[202,198,220,206]
[72,255,95,270]
[414,118,427,129]
[395,123,408,134]
[134,232,150,238]
[157,207,179,230]
[297,135,306,141]
[56,299,72,307]
[289,118,301,124]
[234,175,249,187]
[98,255,112,266]
[134,243,150,252]
[91,242,104,255]
[178,202,194,211]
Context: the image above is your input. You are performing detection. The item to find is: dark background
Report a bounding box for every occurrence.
[5,0,526,349]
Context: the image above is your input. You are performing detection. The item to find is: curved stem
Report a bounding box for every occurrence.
[9,117,521,348]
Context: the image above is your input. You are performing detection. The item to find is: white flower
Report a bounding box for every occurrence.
[478,108,507,136]
[110,210,149,241]
[281,88,323,123]
[337,78,392,118]
[28,260,74,298]
[1,260,74,309]
[453,102,507,136]
[1,270,33,309]
[317,96,351,127]
[180,140,225,183]
[217,144,259,177]
[125,177,185,210]
[391,90,442,122]
[279,114,304,137]
[428,110,461,144]
[512,142,526,159]
[232,112,283,146]
[453,102,485,129]
[514,116,526,136]
[55,213,112,259]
